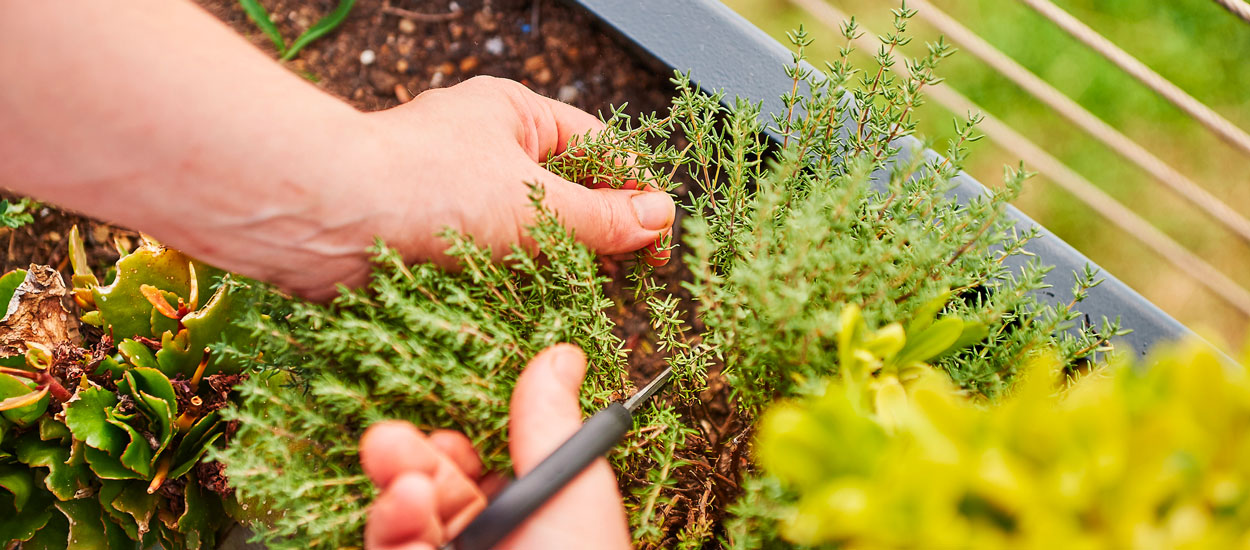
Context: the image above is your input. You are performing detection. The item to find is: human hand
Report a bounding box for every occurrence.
[6,1,674,302]
[269,76,674,300]
[359,344,632,550]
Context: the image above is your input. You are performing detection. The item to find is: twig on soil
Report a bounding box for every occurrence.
[380,4,462,22]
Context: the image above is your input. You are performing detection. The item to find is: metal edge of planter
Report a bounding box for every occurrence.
[566,0,1196,360]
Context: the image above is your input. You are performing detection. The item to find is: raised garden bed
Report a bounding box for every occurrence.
[2,1,1216,549]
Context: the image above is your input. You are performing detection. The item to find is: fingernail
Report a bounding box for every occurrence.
[545,344,586,385]
[630,192,674,231]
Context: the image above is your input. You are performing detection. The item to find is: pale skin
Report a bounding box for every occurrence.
[2,0,656,547]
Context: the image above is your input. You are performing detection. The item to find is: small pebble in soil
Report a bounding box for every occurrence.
[431,72,446,88]
[359,49,376,65]
[459,56,479,72]
[557,84,580,103]
[484,36,505,56]
[396,59,409,73]
[370,69,399,93]
[398,18,416,34]
[533,68,553,85]
[473,10,498,32]
[394,84,413,103]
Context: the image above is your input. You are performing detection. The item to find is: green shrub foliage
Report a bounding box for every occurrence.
[218,11,1126,549]
[756,339,1249,549]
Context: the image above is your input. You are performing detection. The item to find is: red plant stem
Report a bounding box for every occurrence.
[42,376,72,402]
[0,367,74,402]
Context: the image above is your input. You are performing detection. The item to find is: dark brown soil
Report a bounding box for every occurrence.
[192,0,675,119]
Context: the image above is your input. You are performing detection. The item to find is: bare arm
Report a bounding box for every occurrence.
[0,0,673,299]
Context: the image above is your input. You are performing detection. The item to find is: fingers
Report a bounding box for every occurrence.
[366,473,442,550]
[508,344,589,474]
[533,169,676,261]
[428,430,483,481]
[516,82,606,162]
[360,421,486,537]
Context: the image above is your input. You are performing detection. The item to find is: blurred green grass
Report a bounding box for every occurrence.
[722,0,1250,351]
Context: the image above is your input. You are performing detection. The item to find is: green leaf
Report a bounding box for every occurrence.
[57,498,111,550]
[96,479,134,539]
[176,472,227,550]
[67,226,99,289]
[0,268,28,308]
[19,510,68,550]
[905,290,951,335]
[117,340,158,371]
[939,321,990,359]
[0,371,49,426]
[105,408,153,478]
[282,0,356,61]
[0,461,35,511]
[238,0,288,56]
[91,243,219,340]
[0,474,55,545]
[170,432,222,481]
[38,416,71,442]
[126,367,179,415]
[895,317,964,367]
[13,433,94,500]
[159,282,247,376]
[82,446,143,481]
[63,386,127,455]
[102,479,160,542]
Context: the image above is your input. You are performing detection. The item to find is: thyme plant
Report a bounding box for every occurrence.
[217,8,1121,549]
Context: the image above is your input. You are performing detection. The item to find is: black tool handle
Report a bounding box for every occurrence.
[447,403,634,550]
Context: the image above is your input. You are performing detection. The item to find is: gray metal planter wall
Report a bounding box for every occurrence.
[567,0,1193,359]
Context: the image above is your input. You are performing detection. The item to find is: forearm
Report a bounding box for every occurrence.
[0,0,380,285]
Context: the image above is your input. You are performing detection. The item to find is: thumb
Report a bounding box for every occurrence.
[508,343,589,473]
[535,171,675,258]
[505,344,632,548]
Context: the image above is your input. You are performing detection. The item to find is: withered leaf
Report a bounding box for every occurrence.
[0,265,82,359]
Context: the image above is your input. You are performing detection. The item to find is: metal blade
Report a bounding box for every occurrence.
[622,366,674,413]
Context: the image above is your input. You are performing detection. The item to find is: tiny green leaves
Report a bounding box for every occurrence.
[0,198,34,229]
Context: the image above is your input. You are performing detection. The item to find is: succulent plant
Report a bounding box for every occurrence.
[0,227,248,549]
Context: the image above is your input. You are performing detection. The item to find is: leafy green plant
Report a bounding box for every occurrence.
[238,0,356,61]
[0,198,35,229]
[756,337,1250,548]
[216,9,1123,549]
[0,228,250,549]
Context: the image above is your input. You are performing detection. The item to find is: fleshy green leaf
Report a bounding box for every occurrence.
[57,498,111,550]
[0,461,35,511]
[82,446,143,481]
[90,243,218,340]
[63,386,127,455]
[19,510,68,550]
[38,416,71,442]
[0,473,55,545]
[895,317,964,367]
[117,340,159,371]
[0,372,49,426]
[0,268,28,308]
[13,433,94,500]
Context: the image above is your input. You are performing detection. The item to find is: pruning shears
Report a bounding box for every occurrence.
[442,366,675,550]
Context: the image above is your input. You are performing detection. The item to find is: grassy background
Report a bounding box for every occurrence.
[721,0,1250,352]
